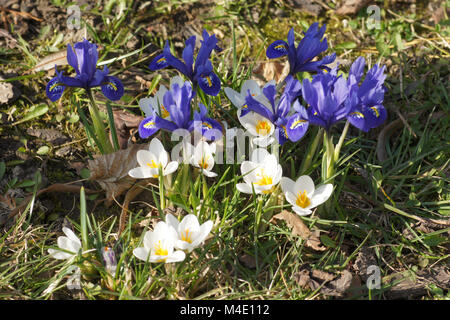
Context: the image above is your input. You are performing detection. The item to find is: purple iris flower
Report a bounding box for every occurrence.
[139,81,222,141]
[149,30,222,96]
[289,68,353,134]
[346,57,387,132]
[241,75,302,145]
[266,23,336,75]
[46,39,124,102]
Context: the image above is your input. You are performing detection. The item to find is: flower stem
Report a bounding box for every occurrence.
[334,120,350,162]
[86,89,114,154]
[159,166,165,211]
[257,186,280,235]
[300,127,323,175]
[80,187,89,252]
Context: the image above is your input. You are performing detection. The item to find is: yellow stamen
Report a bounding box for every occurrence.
[146,160,159,168]
[107,81,118,91]
[202,122,212,129]
[295,190,311,208]
[255,170,273,186]
[198,155,210,169]
[160,104,170,119]
[274,44,286,50]
[255,120,270,136]
[205,76,212,87]
[157,57,166,64]
[153,240,168,256]
[181,229,192,243]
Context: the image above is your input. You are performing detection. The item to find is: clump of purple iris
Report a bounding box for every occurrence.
[266,23,336,76]
[139,81,222,141]
[241,75,302,145]
[149,30,222,96]
[345,57,387,132]
[46,39,124,102]
[286,57,387,141]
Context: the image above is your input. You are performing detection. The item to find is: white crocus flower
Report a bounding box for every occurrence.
[133,221,186,263]
[238,111,275,147]
[48,227,82,260]
[281,175,333,216]
[225,80,276,147]
[187,140,217,177]
[165,213,213,253]
[139,76,184,120]
[236,148,282,194]
[128,137,179,179]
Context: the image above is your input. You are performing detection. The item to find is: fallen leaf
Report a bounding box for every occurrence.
[336,0,373,15]
[31,50,67,72]
[312,269,336,282]
[270,210,326,251]
[88,143,149,205]
[352,246,378,281]
[252,60,290,86]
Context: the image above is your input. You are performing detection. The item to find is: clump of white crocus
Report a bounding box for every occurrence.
[48,227,82,260]
[165,213,213,252]
[186,140,217,177]
[128,137,178,179]
[138,76,184,120]
[281,175,333,216]
[236,148,282,194]
[133,221,186,263]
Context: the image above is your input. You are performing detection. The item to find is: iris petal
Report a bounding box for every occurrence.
[149,53,169,71]
[266,40,289,59]
[286,113,309,142]
[198,72,221,96]
[139,116,160,139]
[46,76,66,102]
[101,76,124,101]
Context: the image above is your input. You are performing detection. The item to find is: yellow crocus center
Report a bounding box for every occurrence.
[255,120,270,136]
[181,229,192,243]
[295,190,311,208]
[198,155,210,169]
[160,104,170,119]
[146,160,159,168]
[255,170,273,186]
[153,240,168,257]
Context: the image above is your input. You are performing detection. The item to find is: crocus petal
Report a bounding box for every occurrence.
[165,250,186,263]
[224,87,245,108]
[48,248,73,260]
[163,161,179,176]
[294,175,315,196]
[236,183,254,194]
[128,167,155,179]
[133,247,150,261]
[62,227,81,248]
[280,177,295,195]
[101,76,124,101]
[149,138,168,167]
[310,184,333,208]
[292,206,313,216]
[165,213,180,230]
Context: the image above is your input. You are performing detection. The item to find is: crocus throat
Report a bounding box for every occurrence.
[160,105,170,119]
[199,156,210,169]
[181,229,192,243]
[153,240,168,257]
[256,120,270,136]
[146,160,159,168]
[255,170,273,186]
[295,190,311,208]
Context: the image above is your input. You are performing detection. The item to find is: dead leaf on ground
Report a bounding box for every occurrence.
[88,143,149,205]
[293,266,354,298]
[31,50,67,72]
[252,60,290,86]
[270,210,326,251]
[336,0,373,15]
[352,246,378,281]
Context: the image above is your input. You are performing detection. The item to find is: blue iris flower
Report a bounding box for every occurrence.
[345,57,387,132]
[139,81,222,141]
[149,30,222,96]
[46,39,124,102]
[289,68,352,135]
[241,75,302,145]
[266,23,336,75]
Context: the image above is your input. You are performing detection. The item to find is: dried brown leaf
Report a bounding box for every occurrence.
[32,50,67,72]
[336,0,372,15]
[270,210,326,251]
[88,143,149,205]
[312,269,336,282]
[252,60,290,86]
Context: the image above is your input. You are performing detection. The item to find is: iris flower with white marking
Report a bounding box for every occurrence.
[46,39,124,102]
[149,30,222,96]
